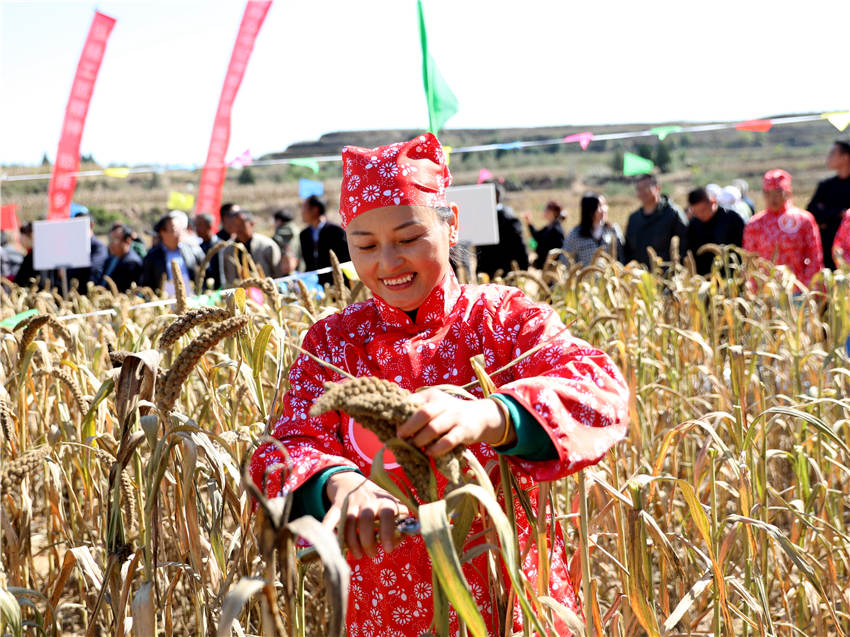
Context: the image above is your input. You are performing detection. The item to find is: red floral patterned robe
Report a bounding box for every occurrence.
[742,202,824,286]
[833,212,850,266]
[249,272,629,636]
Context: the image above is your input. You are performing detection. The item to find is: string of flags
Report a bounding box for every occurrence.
[4,109,846,187]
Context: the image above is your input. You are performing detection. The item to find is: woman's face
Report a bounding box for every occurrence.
[346,205,458,312]
[594,197,608,226]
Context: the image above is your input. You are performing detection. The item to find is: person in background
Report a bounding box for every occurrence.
[685,187,745,275]
[103,223,143,292]
[217,202,241,242]
[194,212,224,289]
[140,215,205,293]
[475,182,529,277]
[743,169,823,288]
[126,226,147,259]
[272,209,299,275]
[10,223,41,287]
[0,231,23,280]
[832,210,850,267]
[222,210,284,283]
[732,178,756,216]
[525,200,566,269]
[717,185,751,221]
[168,210,196,245]
[67,210,109,289]
[622,174,688,267]
[299,194,349,285]
[807,140,850,269]
[563,193,624,266]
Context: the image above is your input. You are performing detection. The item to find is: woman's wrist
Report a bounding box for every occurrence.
[483,397,516,448]
[325,469,364,503]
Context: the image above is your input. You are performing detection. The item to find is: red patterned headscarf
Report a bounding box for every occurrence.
[339,133,452,228]
[763,169,792,192]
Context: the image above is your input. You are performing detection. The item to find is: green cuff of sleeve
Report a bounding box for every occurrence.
[491,393,558,462]
[290,466,362,521]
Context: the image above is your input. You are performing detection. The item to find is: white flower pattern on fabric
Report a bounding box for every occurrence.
[378,162,399,179]
[361,185,380,202]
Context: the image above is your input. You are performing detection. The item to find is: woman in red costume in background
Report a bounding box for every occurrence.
[250,133,629,636]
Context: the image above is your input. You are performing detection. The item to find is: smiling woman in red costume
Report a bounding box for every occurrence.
[249,133,629,636]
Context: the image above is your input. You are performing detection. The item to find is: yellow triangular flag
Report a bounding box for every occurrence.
[167,191,195,211]
[339,261,359,281]
[822,111,850,132]
[104,167,130,178]
[443,145,452,167]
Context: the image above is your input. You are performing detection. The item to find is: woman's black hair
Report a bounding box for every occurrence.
[579,193,601,238]
[433,206,471,267]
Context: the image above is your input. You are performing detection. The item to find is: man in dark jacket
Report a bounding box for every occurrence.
[67,212,109,289]
[807,140,850,269]
[141,215,205,293]
[299,195,349,285]
[103,223,143,292]
[216,202,240,242]
[475,183,529,277]
[685,187,745,275]
[195,212,224,289]
[623,174,688,267]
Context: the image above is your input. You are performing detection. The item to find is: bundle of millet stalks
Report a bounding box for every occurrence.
[310,377,465,502]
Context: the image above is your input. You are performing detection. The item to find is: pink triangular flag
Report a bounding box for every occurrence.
[477,168,494,184]
[564,131,594,150]
[228,149,253,168]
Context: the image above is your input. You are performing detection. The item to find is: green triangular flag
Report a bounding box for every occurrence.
[623,152,655,176]
[290,158,320,174]
[418,0,458,134]
[649,125,682,141]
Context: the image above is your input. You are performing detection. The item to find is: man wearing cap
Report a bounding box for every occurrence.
[743,169,823,287]
[807,140,850,269]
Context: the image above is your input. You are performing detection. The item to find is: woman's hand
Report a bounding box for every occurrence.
[397,389,515,457]
[322,472,409,559]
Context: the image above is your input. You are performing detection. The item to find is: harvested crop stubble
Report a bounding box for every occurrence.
[0,445,51,493]
[157,306,233,350]
[156,314,250,414]
[310,377,465,499]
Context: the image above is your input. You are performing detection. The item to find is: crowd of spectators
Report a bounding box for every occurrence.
[2,140,849,295]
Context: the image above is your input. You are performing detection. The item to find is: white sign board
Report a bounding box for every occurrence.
[33,218,91,270]
[446,183,499,246]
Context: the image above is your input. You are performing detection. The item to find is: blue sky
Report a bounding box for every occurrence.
[1,0,847,166]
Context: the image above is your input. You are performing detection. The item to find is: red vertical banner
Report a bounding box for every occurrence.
[196,1,272,230]
[46,11,116,220]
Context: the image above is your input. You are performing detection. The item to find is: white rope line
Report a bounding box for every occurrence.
[53,263,339,321]
[1,113,836,183]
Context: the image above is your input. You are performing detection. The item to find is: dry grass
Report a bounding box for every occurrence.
[1,248,849,636]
